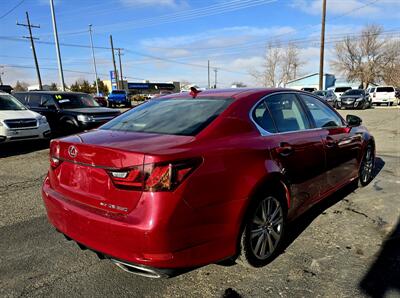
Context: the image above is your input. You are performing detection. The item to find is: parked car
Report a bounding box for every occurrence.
[93,96,108,107]
[332,86,352,99]
[42,88,375,278]
[0,85,13,94]
[371,86,396,106]
[301,87,317,92]
[366,86,376,95]
[13,91,120,135]
[337,89,371,109]
[0,91,51,143]
[313,90,337,107]
[107,90,131,107]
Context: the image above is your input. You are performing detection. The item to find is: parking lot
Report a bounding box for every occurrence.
[0,106,399,298]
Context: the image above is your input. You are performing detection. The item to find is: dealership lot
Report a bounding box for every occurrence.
[0,107,399,297]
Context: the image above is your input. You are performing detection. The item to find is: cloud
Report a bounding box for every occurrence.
[289,0,399,18]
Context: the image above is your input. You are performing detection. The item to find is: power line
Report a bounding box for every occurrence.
[37,0,277,37]
[0,0,25,20]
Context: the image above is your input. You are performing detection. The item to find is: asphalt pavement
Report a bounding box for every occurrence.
[0,107,399,298]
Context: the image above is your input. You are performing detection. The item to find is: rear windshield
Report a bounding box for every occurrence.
[101,98,232,136]
[335,87,352,92]
[376,87,394,92]
[111,90,126,94]
[343,89,364,95]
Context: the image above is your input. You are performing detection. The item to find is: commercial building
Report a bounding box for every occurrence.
[285,73,336,90]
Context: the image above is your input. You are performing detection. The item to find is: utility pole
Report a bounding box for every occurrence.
[50,0,65,91]
[117,48,124,90]
[0,66,4,85]
[17,12,42,90]
[214,68,218,89]
[207,60,210,89]
[318,0,327,90]
[110,35,119,90]
[88,24,99,95]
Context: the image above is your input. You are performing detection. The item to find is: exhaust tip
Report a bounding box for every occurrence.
[111,259,164,278]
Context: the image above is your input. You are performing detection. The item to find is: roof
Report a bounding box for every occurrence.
[12,91,87,95]
[162,88,292,100]
[286,72,335,84]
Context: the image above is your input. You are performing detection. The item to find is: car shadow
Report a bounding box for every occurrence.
[358,218,400,297]
[281,156,385,254]
[0,139,50,158]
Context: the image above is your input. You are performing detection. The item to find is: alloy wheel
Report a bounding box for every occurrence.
[250,196,283,260]
[360,146,374,184]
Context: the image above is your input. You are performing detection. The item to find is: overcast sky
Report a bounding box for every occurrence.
[0,0,399,88]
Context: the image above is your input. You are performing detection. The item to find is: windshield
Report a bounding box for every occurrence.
[343,89,364,96]
[101,98,233,136]
[53,93,100,109]
[0,93,26,110]
[335,87,351,92]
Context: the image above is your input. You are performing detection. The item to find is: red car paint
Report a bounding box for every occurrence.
[42,88,374,272]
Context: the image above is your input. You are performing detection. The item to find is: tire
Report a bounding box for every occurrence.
[237,194,287,268]
[389,102,393,106]
[63,119,79,135]
[359,143,375,187]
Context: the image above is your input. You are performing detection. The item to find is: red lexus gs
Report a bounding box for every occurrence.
[42,88,375,278]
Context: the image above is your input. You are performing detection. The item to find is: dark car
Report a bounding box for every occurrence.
[337,89,371,109]
[42,88,375,278]
[313,90,337,107]
[13,91,120,134]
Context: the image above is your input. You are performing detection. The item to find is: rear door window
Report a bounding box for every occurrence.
[264,93,311,133]
[28,94,42,107]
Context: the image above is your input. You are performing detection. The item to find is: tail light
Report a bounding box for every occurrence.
[49,141,63,169]
[108,158,202,191]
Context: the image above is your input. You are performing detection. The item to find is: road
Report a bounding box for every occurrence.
[0,107,399,297]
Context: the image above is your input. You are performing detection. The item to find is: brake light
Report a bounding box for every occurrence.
[49,141,62,169]
[108,158,201,191]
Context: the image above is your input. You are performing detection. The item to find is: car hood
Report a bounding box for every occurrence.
[62,107,119,114]
[0,109,40,120]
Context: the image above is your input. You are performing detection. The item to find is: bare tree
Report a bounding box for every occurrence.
[331,25,400,88]
[250,41,303,87]
[13,81,29,91]
[382,39,400,86]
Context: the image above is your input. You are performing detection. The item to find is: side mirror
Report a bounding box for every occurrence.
[346,114,362,127]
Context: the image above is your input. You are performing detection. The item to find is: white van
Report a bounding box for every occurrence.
[371,86,396,106]
[0,91,51,143]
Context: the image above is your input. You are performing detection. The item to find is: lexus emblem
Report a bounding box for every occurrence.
[68,145,78,158]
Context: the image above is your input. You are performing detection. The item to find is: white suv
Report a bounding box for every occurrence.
[372,86,396,106]
[0,92,51,143]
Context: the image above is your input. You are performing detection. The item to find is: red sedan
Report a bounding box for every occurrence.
[42,88,375,278]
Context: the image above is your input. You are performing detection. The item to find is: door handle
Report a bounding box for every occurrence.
[325,136,337,148]
[276,142,294,157]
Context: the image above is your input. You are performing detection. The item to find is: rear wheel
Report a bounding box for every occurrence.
[359,144,375,186]
[237,194,286,268]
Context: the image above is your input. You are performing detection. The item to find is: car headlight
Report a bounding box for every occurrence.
[77,115,94,122]
[38,116,48,125]
[356,97,363,102]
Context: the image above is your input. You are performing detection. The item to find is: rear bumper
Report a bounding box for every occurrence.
[41,176,237,269]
